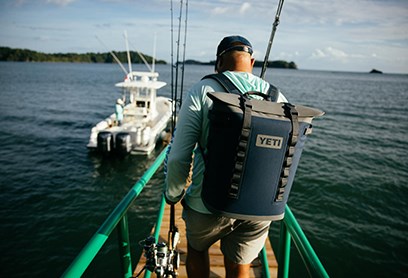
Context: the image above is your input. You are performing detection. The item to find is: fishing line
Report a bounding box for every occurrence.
[260,0,285,79]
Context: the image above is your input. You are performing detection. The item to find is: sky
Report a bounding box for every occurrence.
[0,0,407,73]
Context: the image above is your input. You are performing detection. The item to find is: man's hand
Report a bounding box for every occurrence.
[164,189,185,205]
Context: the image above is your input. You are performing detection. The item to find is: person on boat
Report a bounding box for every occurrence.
[165,35,288,278]
[115,98,124,126]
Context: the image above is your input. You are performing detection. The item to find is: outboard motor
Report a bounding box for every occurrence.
[115,132,132,155]
[142,127,151,146]
[97,131,113,154]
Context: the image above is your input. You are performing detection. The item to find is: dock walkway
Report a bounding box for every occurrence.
[134,202,278,277]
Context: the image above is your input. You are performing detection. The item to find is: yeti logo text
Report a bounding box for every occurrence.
[256,134,283,149]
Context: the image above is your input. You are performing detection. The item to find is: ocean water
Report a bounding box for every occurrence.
[0,62,407,277]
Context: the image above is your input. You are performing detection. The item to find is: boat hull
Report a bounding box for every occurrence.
[87,96,172,155]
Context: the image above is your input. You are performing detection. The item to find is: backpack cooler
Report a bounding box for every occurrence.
[201,91,324,221]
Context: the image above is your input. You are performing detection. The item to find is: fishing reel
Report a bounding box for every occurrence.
[136,236,180,278]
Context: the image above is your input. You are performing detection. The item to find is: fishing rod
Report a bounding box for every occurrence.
[174,0,184,108]
[173,0,184,129]
[170,0,188,132]
[179,0,188,107]
[165,2,189,276]
[260,0,285,79]
[170,0,175,132]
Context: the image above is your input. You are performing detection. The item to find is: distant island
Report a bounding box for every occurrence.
[184,59,297,69]
[0,46,297,69]
[369,68,383,74]
[0,46,166,64]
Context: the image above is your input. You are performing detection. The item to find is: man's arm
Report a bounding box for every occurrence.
[164,84,204,203]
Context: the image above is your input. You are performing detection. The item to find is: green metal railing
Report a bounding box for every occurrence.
[62,146,329,277]
[62,148,168,278]
[278,206,329,278]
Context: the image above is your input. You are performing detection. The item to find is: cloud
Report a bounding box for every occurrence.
[34,35,51,42]
[276,51,300,60]
[212,6,229,15]
[312,47,348,62]
[239,2,251,14]
[311,49,327,58]
[311,46,367,63]
[95,23,112,29]
[325,47,347,59]
[17,24,70,32]
[209,2,252,16]
[46,0,76,6]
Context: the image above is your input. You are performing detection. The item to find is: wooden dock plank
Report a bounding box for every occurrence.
[134,202,277,277]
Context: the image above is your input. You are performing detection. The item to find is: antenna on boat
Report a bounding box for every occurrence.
[96,35,129,76]
[124,31,133,75]
[128,40,153,72]
[260,0,285,79]
[152,33,157,73]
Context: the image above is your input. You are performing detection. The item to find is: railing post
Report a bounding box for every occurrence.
[283,206,329,278]
[144,196,167,278]
[118,213,133,278]
[278,221,291,278]
[153,196,167,242]
[260,246,271,278]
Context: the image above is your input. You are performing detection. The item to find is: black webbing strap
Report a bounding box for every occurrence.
[202,73,280,101]
[229,96,252,199]
[202,73,241,95]
[267,84,280,102]
[275,103,299,201]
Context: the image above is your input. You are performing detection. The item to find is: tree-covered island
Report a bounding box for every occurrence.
[0,47,297,69]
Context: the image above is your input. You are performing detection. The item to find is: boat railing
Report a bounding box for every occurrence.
[62,147,329,278]
[129,71,160,78]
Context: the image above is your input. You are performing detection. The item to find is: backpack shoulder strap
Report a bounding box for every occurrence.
[267,83,280,102]
[202,73,241,95]
[203,73,279,102]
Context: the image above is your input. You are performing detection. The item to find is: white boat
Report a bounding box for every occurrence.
[88,32,173,155]
[87,71,172,155]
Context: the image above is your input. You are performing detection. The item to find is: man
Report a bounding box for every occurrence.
[165,35,287,278]
[115,98,124,126]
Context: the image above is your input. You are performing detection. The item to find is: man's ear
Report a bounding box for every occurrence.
[216,57,223,73]
[251,57,255,67]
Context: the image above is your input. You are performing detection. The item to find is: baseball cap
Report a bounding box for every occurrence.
[216,35,253,57]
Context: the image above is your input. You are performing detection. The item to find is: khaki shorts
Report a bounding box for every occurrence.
[182,206,271,264]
